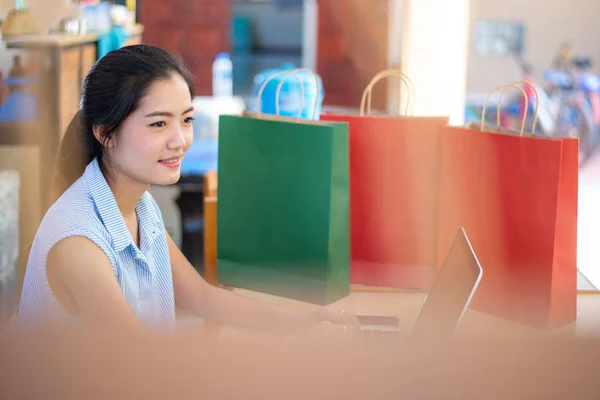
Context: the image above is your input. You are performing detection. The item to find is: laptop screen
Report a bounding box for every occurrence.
[411,228,483,339]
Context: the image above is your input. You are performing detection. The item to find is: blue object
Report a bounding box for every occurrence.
[97,24,130,59]
[231,15,252,55]
[180,139,219,176]
[213,53,233,97]
[251,62,324,120]
[544,69,572,88]
[268,0,303,7]
[0,76,40,121]
[581,74,600,92]
[507,102,521,116]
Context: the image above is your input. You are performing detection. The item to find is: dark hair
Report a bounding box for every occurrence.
[50,44,195,202]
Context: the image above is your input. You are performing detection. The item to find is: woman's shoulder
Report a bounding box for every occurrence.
[50,178,101,219]
[35,179,110,249]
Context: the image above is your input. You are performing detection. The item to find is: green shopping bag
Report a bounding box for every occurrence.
[216,72,350,304]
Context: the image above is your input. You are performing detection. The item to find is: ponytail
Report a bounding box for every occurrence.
[50,110,95,203]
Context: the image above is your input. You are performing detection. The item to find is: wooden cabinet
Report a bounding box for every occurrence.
[3,35,98,210]
[5,25,145,141]
[2,26,144,211]
[56,42,101,136]
[58,45,86,136]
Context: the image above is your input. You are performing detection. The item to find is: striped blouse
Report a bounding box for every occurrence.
[18,157,176,329]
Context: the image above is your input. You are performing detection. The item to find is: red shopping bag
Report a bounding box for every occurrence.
[436,83,578,329]
[322,69,449,289]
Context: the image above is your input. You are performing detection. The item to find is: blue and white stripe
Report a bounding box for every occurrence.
[18,157,176,329]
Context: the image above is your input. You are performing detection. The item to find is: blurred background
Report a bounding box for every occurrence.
[1,0,600,324]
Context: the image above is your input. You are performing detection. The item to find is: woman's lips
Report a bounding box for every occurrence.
[158,156,181,168]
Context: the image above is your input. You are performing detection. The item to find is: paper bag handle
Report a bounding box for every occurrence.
[481,84,528,135]
[256,70,305,122]
[498,80,539,137]
[275,68,321,121]
[360,69,414,117]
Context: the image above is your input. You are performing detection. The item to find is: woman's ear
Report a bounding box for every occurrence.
[92,125,113,148]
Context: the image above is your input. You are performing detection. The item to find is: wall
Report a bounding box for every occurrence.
[140,0,230,95]
[400,0,470,125]
[467,0,600,96]
[316,0,389,109]
[310,0,600,103]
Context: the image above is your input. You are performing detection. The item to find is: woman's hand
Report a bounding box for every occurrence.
[295,305,361,334]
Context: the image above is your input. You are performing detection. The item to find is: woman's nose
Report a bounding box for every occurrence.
[168,126,188,149]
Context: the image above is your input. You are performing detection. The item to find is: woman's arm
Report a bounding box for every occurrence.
[167,233,355,333]
[46,236,147,334]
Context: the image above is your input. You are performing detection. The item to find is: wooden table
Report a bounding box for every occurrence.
[181,289,600,345]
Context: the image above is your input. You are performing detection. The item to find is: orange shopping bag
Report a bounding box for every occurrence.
[437,83,578,329]
[321,70,449,289]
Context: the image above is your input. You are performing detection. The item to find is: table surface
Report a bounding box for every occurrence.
[179,288,600,342]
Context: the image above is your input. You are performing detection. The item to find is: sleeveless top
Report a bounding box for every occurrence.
[18,158,176,330]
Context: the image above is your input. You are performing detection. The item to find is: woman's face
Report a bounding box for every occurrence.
[105,73,194,187]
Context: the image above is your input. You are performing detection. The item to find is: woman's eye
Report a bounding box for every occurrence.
[184,116,194,124]
[150,121,166,127]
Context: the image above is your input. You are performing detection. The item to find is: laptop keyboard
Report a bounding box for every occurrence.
[359,326,404,341]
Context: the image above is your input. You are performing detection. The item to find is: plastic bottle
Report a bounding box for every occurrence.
[212,52,233,98]
[8,55,26,79]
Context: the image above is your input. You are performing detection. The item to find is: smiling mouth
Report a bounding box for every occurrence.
[158,156,182,167]
[159,156,181,163]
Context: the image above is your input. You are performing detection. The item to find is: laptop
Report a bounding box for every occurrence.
[357,227,483,341]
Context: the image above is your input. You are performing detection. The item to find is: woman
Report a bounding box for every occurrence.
[18,45,357,334]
